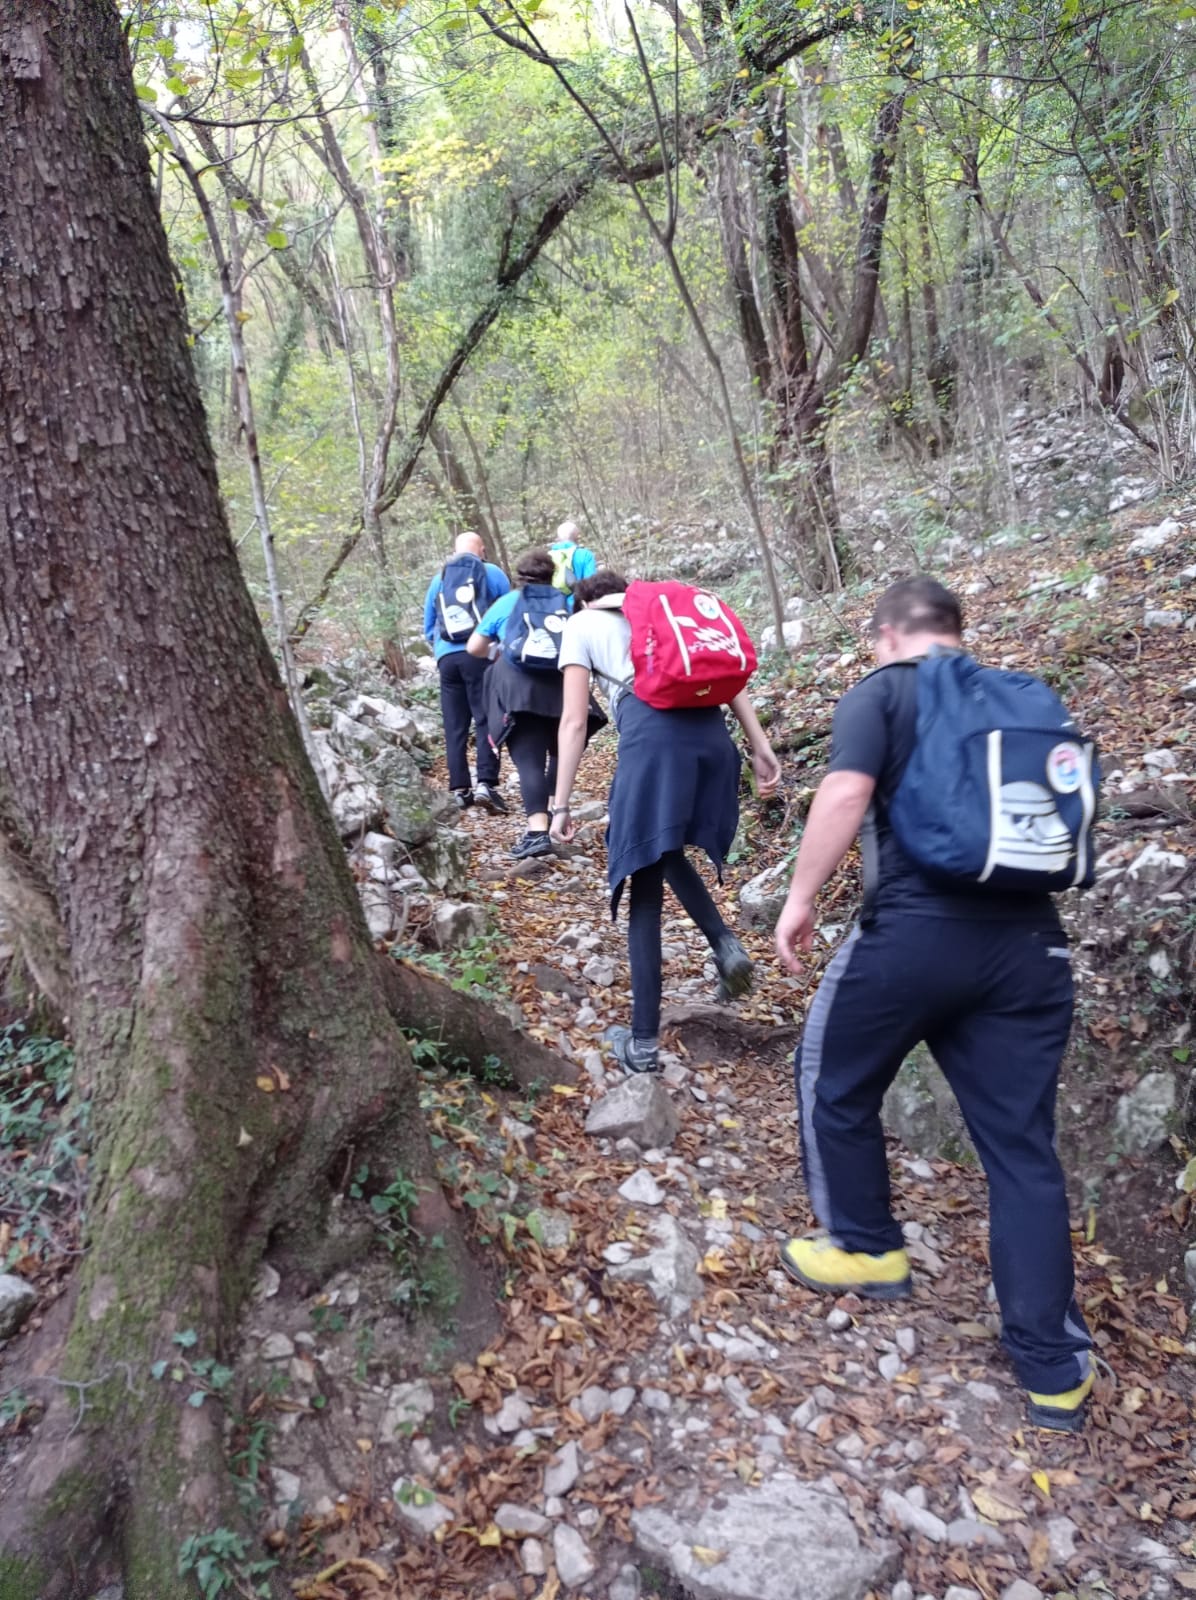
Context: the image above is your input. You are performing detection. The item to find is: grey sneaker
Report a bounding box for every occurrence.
[604,1024,660,1075]
[512,829,552,859]
[713,933,753,1001]
[452,787,474,810]
[474,782,509,815]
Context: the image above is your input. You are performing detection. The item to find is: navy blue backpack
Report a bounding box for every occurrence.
[888,652,1099,893]
[437,553,491,643]
[503,584,570,671]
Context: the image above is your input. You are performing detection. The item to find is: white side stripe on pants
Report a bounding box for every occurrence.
[797,922,863,1243]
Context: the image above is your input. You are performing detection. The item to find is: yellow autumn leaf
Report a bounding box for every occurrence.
[700,1249,729,1276]
[710,1197,729,1220]
[692,1546,727,1566]
[1032,1469,1051,1497]
[477,1523,502,1547]
[551,1084,578,1096]
[355,1438,373,1453]
[255,1075,275,1093]
[972,1486,1024,1523]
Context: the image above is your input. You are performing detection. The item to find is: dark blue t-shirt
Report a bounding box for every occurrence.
[829,663,1059,923]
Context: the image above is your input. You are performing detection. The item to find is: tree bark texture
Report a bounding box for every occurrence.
[0,6,462,1591]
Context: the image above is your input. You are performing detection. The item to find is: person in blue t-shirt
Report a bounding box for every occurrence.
[422,531,511,811]
[465,549,605,859]
[547,519,597,594]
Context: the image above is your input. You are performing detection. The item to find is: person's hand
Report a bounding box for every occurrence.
[775,893,816,973]
[549,805,575,843]
[751,744,782,800]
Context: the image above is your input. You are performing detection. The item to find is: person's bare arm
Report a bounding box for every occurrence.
[728,689,782,798]
[465,629,491,659]
[549,665,592,841]
[774,770,875,972]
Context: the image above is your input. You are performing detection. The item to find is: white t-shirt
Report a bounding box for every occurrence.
[558,604,633,708]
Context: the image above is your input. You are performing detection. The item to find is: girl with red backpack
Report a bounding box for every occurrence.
[550,570,781,1074]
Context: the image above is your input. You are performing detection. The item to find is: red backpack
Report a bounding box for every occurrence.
[622,580,757,710]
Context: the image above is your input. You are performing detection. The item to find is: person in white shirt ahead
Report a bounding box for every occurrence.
[549,570,780,1074]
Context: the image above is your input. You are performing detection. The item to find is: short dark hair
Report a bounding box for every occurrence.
[515,547,555,585]
[871,576,962,637]
[573,569,629,605]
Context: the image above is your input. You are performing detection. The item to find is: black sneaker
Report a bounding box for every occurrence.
[474,782,509,815]
[452,788,474,810]
[513,829,552,859]
[604,1024,659,1075]
[713,933,753,1001]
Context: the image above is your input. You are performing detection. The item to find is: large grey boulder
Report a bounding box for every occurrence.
[738,860,791,932]
[0,1274,36,1339]
[1113,1071,1176,1154]
[585,1075,679,1148]
[632,1474,897,1600]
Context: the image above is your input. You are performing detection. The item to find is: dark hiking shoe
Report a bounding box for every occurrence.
[452,788,474,810]
[713,933,753,1002]
[474,782,509,815]
[1026,1368,1095,1433]
[604,1024,660,1076]
[512,829,552,859]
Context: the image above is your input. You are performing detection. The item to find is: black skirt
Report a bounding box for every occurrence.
[485,653,607,752]
[606,694,741,912]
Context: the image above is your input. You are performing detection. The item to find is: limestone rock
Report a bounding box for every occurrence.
[1128,518,1181,553]
[1114,1071,1176,1153]
[431,900,487,950]
[1144,608,1185,629]
[607,1214,703,1318]
[882,1044,973,1162]
[520,1539,547,1576]
[494,1503,551,1537]
[609,1565,642,1600]
[361,831,397,868]
[380,1379,435,1442]
[392,1478,451,1537]
[553,1524,597,1589]
[760,618,806,652]
[359,883,398,940]
[543,1439,581,1498]
[260,1332,295,1361]
[618,1168,665,1206]
[0,1275,36,1339]
[632,1474,898,1600]
[881,1488,946,1543]
[527,1207,574,1250]
[999,1583,1044,1600]
[347,694,419,743]
[409,828,471,894]
[585,1075,679,1148]
[583,954,617,987]
[312,733,385,838]
[738,859,792,932]
[270,1467,301,1507]
[485,1392,533,1434]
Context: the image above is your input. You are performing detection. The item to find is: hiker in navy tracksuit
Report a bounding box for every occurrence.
[422,532,510,812]
[774,576,1097,1433]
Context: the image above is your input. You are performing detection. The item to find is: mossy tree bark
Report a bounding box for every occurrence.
[0,5,469,1592]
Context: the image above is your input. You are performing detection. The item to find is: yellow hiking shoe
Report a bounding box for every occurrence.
[1026,1367,1095,1433]
[780,1234,912,1301]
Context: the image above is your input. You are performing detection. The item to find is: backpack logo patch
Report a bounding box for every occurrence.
[988,777,1075,877]
[1046,742,1084,794]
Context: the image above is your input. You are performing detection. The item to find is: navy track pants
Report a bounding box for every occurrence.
[438,651,499,790]
[794,910,1092,1395]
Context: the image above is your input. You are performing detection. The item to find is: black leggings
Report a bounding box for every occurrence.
[627,850,729,1038]
[506,714,559,817]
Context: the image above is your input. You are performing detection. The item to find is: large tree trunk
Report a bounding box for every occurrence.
[0,6,469,1591]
